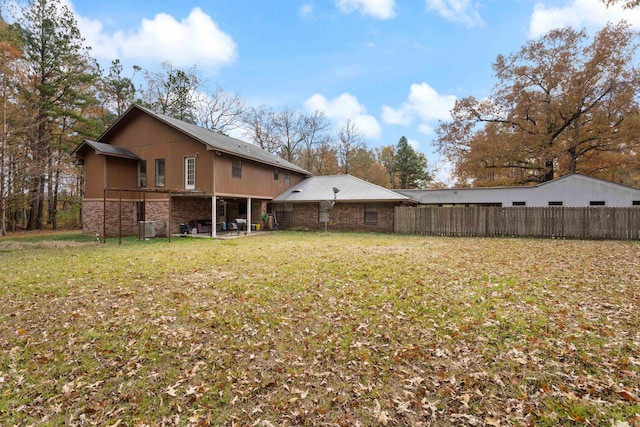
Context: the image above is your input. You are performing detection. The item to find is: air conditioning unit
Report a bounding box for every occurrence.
[140,221,155,238]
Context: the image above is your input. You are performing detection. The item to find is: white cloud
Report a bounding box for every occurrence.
[300,3,314,17]
[304,93,382,139]
[407,138,420,150]
[418,123,435,135]
[425,0,484,27]
[529,0,640,38]
[76,7,236,69]
[434,157,457,186]
[382,82,456,127]
[336,0,396,19]
[381,105,412,125]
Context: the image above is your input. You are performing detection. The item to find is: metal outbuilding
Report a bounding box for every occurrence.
[396,174,640,208]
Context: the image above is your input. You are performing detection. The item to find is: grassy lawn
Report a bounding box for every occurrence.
[0,231,638,426]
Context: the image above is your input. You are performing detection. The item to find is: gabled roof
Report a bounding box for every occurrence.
[534,173,640,191]
[71,139,139,160]
[99,104,310,175]
[274,174,412,203]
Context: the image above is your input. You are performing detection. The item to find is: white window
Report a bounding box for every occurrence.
[185,157,195,189]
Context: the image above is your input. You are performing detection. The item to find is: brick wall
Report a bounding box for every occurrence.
[83,199,169,237]
[144,201,170,236]
[278,202,395,233]
[172,197,212,234]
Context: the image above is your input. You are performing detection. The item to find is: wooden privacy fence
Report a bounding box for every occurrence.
[394,206,640,240]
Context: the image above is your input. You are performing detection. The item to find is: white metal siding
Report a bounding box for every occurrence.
[399,175,640,207]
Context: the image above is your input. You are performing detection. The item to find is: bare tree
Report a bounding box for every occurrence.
[244,106,325,165]
[601,0,640,8]
[309,141,339,175]
[194,85,246,134]
[243,105,280,153]
[300,110,331,172]
[271,107,308,163]
[336,119,365,174]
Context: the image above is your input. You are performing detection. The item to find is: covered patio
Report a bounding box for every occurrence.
[172,193,274,239]
[100,187,275,243]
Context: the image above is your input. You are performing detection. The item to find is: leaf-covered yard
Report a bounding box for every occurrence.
[0,232,638,426]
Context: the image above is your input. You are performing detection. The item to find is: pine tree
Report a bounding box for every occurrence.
[16,0,98,229]
[395,136,431,189]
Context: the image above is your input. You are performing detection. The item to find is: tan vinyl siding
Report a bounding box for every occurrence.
[106,114,206,191]
[81,150,105,199]
[214,155,304,198]
[101,113,306,198]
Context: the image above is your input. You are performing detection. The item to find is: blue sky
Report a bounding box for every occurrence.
[62,0,640,182]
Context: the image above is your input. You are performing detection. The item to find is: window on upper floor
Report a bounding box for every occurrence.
[284,172,291,186]
[232,158,242,178]
[274,169,279,180]
[185,157,196,190]
[155,158,165,187]
[138,160,147,187]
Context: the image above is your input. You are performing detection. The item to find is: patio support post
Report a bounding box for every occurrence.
[102,189,106,243]
[212,196,217,238]
[212,152,218,238]
[247,197,252,234]
[118,190,122,245]
[168,192,172,243]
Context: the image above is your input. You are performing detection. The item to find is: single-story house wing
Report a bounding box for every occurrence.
[273,174,415,232]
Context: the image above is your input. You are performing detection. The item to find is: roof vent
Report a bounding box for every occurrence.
[292,189,302,193]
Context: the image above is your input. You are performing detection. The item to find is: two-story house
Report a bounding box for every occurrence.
[72,104,310,238]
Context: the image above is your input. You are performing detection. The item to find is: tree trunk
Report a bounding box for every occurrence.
[0,129,5,236]
[568,146,578,174]
[27,175,42,230]
[0,185,5,236]
[47,156,59,227]
[28,118,49,230]
[51,167,60,229]
[541,160,555,182]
